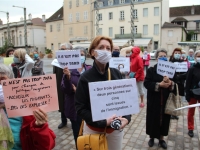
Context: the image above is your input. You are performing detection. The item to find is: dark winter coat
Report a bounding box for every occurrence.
[61,64,91,121]
[75,62,131,128]
[185,63,200,101]
[53,66,65,112]
[144,65,175,139]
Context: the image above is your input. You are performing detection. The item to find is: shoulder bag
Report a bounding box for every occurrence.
[165,84,182,116]
[77,68,111,150]
[32,61,43,76]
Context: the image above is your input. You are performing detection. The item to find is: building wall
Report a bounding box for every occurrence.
[46,20,65,53]
[63,0,94,43]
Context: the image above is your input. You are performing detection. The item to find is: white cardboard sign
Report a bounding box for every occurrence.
[56,50,81,69]
[157,60,176,78]
[89,79,139,121]
[174,62,188,72]
[51,59,62,69]
[109,57,130,72]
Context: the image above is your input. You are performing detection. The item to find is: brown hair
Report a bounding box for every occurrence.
[88,36,113,59]
[171,48,182,57]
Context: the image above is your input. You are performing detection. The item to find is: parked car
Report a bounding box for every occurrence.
[150,50,157,59]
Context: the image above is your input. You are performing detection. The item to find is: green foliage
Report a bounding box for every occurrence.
[45,48,52,54]
[139,46,144,52]
[0,40,14,55]
[186,31,195,41]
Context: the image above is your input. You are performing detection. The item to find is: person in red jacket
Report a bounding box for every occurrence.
[130,47,145,107]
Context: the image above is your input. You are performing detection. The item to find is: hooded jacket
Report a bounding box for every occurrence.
[130,47,144,81]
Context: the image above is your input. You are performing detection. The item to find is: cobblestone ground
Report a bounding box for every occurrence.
[48,101,200,150]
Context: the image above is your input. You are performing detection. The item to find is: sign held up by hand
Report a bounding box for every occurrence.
[2,74,59,117]
[109,57,130,72]
[89,79,139,121]
[157,60,176,78]
[174,62,188,72]
[56,50,81,69]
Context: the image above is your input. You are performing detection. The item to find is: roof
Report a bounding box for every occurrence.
[170,5,200,17]
[31,18,45,26]
[172,17,188,22]
[46,7,63,23]
[162,22,183,28]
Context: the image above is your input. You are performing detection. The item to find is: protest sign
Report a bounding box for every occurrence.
[56,50,81,69]
[2,74,59,117]
[89,79,139,121]
[51,59,62,69]
[157,59,176,78]
[3,57,13,66]
[174,62,188,72]
[109,57,130,72]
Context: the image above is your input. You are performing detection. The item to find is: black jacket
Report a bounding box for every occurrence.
[185,63,200,101]
[75,62,131,128]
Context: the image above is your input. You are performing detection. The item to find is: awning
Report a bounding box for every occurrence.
[112,39,130,47]
[134,38,152,46]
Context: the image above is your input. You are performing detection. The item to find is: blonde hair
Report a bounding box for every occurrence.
[14,48,27,61]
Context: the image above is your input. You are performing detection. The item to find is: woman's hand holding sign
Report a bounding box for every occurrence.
[34,109,48,126]
[63,67,71,80]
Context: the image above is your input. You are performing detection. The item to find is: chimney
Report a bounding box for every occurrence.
[191,5,195,15]
[28,14,32,20]
[42,15,46,22]
[20,17,24,21]
[0,19,3,25]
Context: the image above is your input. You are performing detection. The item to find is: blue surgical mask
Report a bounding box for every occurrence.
[159,57,168,61]
[34,54,39,59]
[13,57,21,63]
[112,51,120,57]
[81,56,85,64]
[182,54,186,58]
[174,54,181,60]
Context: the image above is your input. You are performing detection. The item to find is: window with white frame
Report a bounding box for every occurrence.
[99,28,102,35]
[143,25,148,35]
[84,11,88,20]
[168,30,173,37]
[84,26,88,34]
[57,23,61,32]
[134,9,138,19]
[76,13,80,21]
[69,27,73,35]
[83,0,88,5]
[134,26,137,34]
[191,34,198,41]
[109,27,113,37]
[98,13,102,21]
[120,11,125,20]
[99,2,103,7]
[109,12,113,20]
[69,14,72,22]
[154,7,159,16]
[76,0,79,7]
[120,0,125,4]
[69,1,72,9]
[154,24,159,35]
[50,25,53,32]
[143,8,148,17]
[120,26,124,35]
[19,34,22,45]
[51,44,54,50]
[108,0,113,6]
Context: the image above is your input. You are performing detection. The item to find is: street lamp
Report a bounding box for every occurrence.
[130,0,134,46]
[0,11,11,45]
[13,5,28,52]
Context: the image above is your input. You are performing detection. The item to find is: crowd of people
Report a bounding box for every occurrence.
[0,35,200,150]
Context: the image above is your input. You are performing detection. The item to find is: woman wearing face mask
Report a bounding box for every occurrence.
[142,50,150,72]
[11,48,34,78]
[75,36,131,150]
[144,48,175,149]
[32,51,44,76]
[181,50,190,68]
[61,47,91,149]
[185,50,200,138]
[169,48,186,120]
[5,48,15,57]
[187,49,195,67]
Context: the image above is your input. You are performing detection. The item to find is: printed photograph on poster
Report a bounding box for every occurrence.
[56,50,81,69]
[109,57,130,72]
[174,62,188,72]
[2,74,59,117]
[157,59,176,78]
[88,79,139,121]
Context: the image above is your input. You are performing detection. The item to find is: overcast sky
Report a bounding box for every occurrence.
[0,0,199,24]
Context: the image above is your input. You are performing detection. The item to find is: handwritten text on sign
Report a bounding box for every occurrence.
[89,79,139,121]
[2,74,59,117]
[56,50,81,69]
[174,62,188,72]
[157,60,176,78]
[109,57,130,72]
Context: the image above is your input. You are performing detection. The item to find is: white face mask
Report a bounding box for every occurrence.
[196,57,200,63]
[94,50,111,64]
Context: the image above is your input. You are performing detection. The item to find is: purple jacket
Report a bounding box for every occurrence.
[61,64,91,121]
